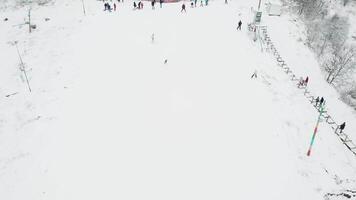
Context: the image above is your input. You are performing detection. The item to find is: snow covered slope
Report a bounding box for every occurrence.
[0,0,356,200]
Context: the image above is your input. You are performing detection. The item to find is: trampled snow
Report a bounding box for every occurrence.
[0,0,356,199]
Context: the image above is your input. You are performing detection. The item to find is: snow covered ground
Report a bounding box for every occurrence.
[1,0,356,199]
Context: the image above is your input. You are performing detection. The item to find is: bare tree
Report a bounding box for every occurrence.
[306,14,349,58]
[292,0,327,20]
[324,44,356,85]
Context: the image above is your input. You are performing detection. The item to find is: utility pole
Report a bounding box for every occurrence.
[15,42,32,93]
[258,0,262,11]
[28,8,31,33]
[81,0,86,16]
[307,105,325,156]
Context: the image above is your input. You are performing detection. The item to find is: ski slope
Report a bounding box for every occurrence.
[1,0,356,199]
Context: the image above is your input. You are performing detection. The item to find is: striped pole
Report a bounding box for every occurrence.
[307,105,324,156]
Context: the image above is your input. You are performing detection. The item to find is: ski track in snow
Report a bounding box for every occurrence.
[0,0,356,200]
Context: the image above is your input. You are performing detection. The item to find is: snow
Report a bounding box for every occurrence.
[0,0,356,200]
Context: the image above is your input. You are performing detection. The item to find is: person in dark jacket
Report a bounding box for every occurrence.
[315,96,320,107]
[304,76,309,86]
[319,97,324,107]
[237,20,242,30]
[339,122,346,133]
[181,3,186,12]
[133,1,137,9]
[151,0,155,9]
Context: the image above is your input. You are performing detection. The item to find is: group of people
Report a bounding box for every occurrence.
[297,76,309,88]
[104,0,123,12]
[187,0,210,7]
[315,96,325,108]
[150,0,164,9]
[133,1,144,9]
[315,96,347,133]
[104,2,114,11]
[132,0,212,12]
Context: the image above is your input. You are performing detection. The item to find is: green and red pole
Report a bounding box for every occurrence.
[307,105,324,156]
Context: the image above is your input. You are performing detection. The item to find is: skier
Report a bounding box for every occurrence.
[114,3,117,11]
[315,96,320,107]
[151,33,155,43]
[319,97,324,108]
[304,76,309,86]
[237,20,242,30]
[151,0,155,9]
[205,0,208,6]
[200,0,203,6]
[251,70,257,79]
[338,122,346,133]
[181,3,186,12]
[194,0,197,7]
[191,2,194,7]
[104,2,108,11]
[160,0,163,8]
[297,77,305,88]
[133,1,137,9]
[225,0,227,4]
[164,59,168,64]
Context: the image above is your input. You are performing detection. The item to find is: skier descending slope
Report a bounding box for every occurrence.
[237,20,242,30]
[338,122,346,133]
[181,3,186,12]
[315,96,320,106]
[251,70,257,79]
[151,0,155,10]
[151,33,155,43]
